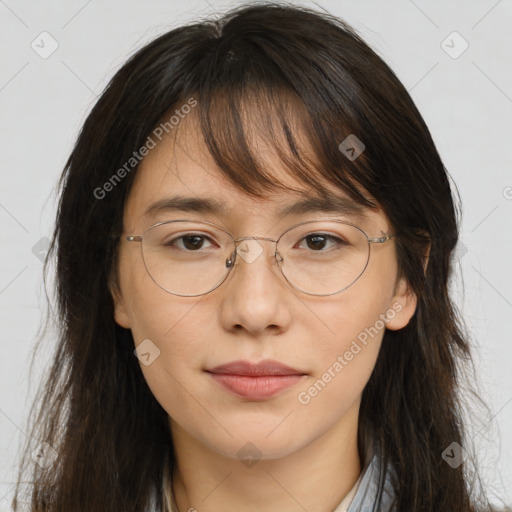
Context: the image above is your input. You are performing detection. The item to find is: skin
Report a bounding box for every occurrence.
[111,112,418,512]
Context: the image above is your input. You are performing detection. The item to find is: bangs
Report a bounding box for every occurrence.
[170,48,378,209]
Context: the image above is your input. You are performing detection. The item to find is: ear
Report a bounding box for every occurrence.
[386,237,430,330]
[109,280,132,329]
[385,277,418,331]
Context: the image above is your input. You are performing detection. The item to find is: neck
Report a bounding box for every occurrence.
[167,402,362,512]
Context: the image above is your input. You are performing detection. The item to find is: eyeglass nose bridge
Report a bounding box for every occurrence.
[225,235,284,269]
[234,235,277,244]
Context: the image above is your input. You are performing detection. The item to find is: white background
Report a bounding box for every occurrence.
[0,0,511,509]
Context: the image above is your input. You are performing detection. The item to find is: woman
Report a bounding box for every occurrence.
[13,3,493,511]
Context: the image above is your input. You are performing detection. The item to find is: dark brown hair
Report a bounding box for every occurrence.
[13,2,493,511]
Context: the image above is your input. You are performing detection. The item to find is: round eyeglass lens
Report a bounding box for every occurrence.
[140,221,235,296]
[276,221,370,295]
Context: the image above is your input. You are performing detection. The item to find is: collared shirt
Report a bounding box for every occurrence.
[342,449,396,512]
[333,469,363,511]
[157,442,396,512]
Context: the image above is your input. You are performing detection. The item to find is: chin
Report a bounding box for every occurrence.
[195,425,310,463]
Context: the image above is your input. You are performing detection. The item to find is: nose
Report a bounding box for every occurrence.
[218,238,292,337]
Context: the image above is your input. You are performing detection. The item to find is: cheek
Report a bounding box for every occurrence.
[126,293,214,437]
[294,295,389,414]
[117,248,210,394]
[293,255,398,411]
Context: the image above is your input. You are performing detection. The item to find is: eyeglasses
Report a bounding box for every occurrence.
[125,219,393,297]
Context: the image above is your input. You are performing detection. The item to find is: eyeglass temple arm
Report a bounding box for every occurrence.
[368,234,393,244]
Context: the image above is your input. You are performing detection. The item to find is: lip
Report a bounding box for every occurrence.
[206,360,307,400]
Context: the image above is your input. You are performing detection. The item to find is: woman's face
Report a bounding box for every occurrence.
[112,115,417,461]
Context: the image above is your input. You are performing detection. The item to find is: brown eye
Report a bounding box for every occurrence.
[297,234,348,252]
[165,234,216,251]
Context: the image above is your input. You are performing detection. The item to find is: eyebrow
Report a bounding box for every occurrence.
[143,193,369,220]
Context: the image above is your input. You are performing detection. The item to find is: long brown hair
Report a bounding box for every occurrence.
[13,3,493,511]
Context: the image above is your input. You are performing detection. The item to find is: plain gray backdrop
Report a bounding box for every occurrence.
[1,0,511,508]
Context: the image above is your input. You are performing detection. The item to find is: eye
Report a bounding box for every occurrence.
[296,233,348,252]
[165,233,216,251]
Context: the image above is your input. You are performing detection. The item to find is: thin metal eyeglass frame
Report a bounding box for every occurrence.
[125,218,394,297]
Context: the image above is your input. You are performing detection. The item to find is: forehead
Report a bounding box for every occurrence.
[122,113,384,231]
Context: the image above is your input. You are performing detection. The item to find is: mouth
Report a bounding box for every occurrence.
[205,360,308,400]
